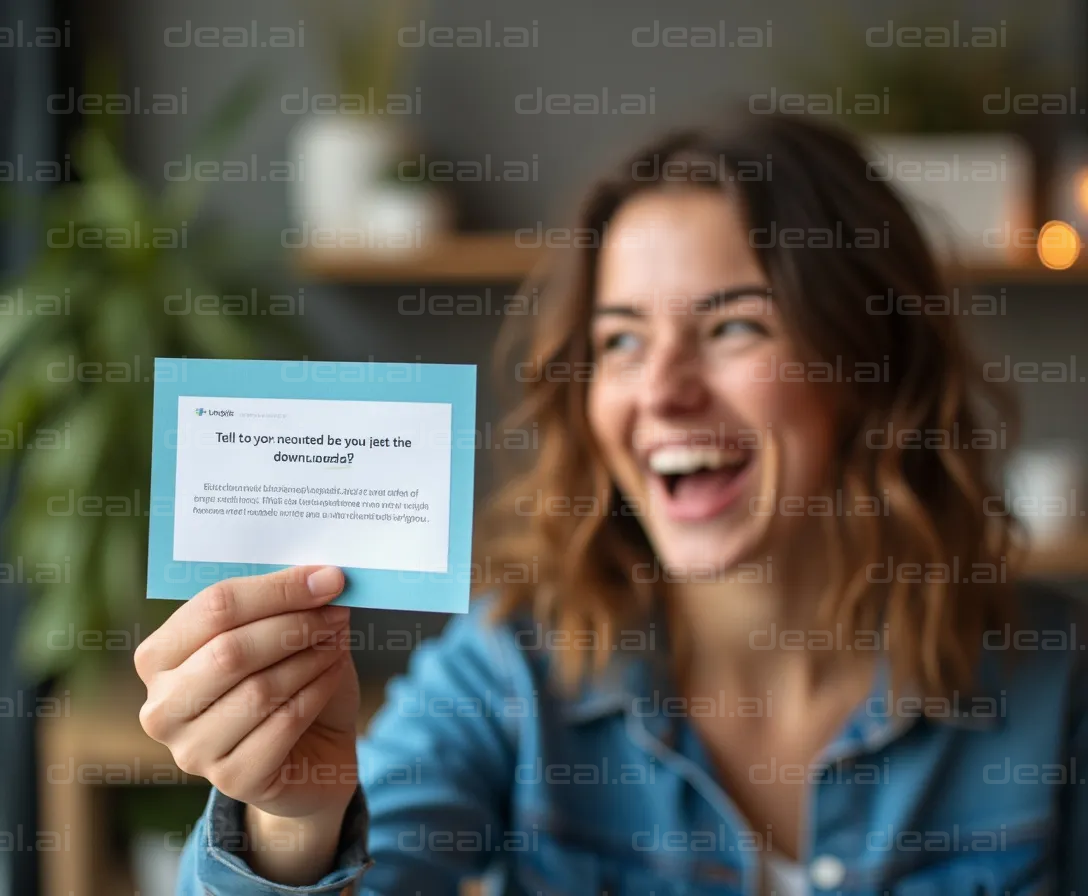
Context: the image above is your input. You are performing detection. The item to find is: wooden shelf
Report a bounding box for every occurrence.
[295,232,1088,285]
[296,232,545,283]
[949,258,1088,285]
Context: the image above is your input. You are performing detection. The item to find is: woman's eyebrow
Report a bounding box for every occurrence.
[691,285,772,313]
[593,284,772,318]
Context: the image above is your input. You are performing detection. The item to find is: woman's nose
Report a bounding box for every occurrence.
[641,336,710,418]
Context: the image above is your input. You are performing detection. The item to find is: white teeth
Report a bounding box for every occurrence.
[648,447,747,476]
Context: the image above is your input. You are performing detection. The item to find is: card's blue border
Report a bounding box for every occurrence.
[147,358,476,613]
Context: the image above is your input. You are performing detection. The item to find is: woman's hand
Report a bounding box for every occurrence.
[135,566,361,883]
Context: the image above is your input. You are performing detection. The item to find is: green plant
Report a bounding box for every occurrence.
[307,0,425,108]
[1,70,310,687]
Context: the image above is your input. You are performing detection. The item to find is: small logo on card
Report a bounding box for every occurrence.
[195,407,233,417]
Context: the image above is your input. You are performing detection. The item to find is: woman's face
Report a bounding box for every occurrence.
[587,188,836,575]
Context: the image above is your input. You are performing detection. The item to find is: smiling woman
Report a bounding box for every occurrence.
[461,113,1085,891]
[479,114,1022,703]
[160,112,1088,896]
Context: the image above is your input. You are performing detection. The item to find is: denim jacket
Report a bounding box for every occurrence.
[176,582,1088,895]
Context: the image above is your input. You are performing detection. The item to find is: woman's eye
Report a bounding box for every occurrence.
[710,318,767,340]
[600,331,642,353]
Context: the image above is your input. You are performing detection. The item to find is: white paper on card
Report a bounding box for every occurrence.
[172,395,452,573]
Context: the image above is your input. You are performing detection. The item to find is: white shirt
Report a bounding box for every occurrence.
[762,849,810,896]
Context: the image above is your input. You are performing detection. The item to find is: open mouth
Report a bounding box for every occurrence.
[647,446,754,521]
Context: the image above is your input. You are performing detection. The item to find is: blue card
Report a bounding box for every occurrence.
[147,358,477,612]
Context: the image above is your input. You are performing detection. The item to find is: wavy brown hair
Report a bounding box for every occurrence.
[475,112,1023,701]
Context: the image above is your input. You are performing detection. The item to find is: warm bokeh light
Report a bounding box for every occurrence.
[1037,220,1081,270]
[1077,170,1088,215]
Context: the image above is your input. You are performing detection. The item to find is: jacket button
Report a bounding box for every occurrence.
[809,854,846,890]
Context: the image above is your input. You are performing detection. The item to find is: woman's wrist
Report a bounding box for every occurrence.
[242,790,356,886]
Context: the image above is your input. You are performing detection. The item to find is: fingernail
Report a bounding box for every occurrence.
[307,566,343,599]
[322,605,350,625]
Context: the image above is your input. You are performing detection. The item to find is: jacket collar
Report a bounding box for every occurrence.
[823,649,1006,763]
[551,608,1007,749]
